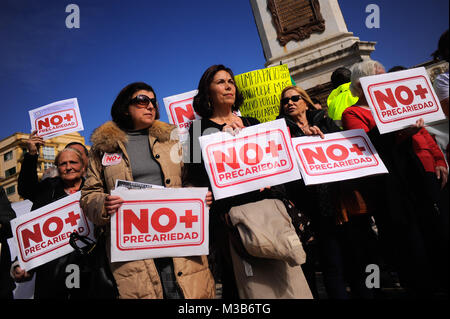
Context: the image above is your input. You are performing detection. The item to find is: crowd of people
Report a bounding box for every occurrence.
[0,30,448,300]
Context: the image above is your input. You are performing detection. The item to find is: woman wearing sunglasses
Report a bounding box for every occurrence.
[277,85,380,299]
[80,82,215,299]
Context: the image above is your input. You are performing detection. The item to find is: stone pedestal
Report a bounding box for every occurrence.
[250,0,376,104]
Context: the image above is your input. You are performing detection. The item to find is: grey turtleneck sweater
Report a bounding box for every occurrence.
[125,129,163,186]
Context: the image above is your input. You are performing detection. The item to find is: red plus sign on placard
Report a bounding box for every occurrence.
[349,143,366,156]
[64,113,74,122]
[265,140,282,157]
[64,211,80,226]
[179,210,198,228]
[414,84,428,99]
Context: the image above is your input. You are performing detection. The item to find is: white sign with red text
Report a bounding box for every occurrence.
[110,187,209,262]
[102,153,123,166]
[163,90,201,137]
[199,119,301,200]
[292,129,388,185]
[10,192,94,271]
[29,98,84,139]
[360,67,445,134]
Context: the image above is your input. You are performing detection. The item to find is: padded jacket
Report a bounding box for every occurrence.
[80,120,215,299]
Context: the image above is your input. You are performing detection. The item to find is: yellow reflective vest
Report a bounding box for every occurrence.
[327,82,359,122]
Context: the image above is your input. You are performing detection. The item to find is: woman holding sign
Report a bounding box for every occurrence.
[342,59,448,298]
[277,85,380,299]
[13,142,86,299]
[183,65,312,299]
[80,82,215,299]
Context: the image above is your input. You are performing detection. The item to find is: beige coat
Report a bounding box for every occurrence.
[80,120,215,299]
[228,199,312,299]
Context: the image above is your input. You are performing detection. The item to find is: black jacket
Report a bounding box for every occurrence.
[279,109,341,138]
[18,153,68,211]
[277,109,342,221]
[18,153,85,299]
[0,187,16,298]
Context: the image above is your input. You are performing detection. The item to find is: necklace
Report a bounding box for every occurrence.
[297,121,309,132]
[212,114,236,125]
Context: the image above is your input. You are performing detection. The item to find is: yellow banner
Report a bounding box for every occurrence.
[235,64,292,123]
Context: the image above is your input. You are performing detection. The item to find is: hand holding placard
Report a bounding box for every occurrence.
[26,130,44,155]
[110,187,209,263]
[199,119,301,200]
[28,98,84,140]
[292,129,388,185]
[360,67,445,134]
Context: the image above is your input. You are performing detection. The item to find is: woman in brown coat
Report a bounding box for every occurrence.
[80,82,215,299]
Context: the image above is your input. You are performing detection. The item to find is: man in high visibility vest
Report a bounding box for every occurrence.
[327,67,359,127]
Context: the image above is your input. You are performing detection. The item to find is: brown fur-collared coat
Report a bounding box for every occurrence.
[80,120,215,299]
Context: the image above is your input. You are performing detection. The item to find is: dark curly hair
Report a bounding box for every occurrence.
[193,64,244,118]
[110,82,160,130]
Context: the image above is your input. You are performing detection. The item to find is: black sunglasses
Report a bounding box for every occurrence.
[281,95,302,105]
[129,95,157,108]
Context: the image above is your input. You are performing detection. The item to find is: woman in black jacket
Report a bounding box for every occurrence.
[183,66,312,299]
[12,132,86,299]
[278,85,379,299]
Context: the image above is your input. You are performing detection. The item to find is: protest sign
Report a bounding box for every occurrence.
[110,187,209,263]
[10,192,94,271]
[292,129,388,185]
[360,67,445,134]
[163,90,200,136]
[199,118,301,200]
[235,64,292,123]
[29,98,84,139]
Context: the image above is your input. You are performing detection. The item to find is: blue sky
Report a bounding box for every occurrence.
[0,0,448,145]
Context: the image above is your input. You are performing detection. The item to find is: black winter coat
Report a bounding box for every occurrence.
[0,187,16,298]
[277,109,342,222]
[18,153,84,299]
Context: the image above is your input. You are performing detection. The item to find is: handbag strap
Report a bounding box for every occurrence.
[69,232,96,255]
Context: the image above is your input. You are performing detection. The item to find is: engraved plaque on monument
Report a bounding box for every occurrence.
[268,0,325,46]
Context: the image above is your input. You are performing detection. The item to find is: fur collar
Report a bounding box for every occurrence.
[90,120,178,153]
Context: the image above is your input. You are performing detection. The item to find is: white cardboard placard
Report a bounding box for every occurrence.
[163,90,200,137]
[110,187,209,263]
[10,192,94,271]
[28,98,84,139]
[360,67,445,134]
[292,129,388,185]
[199,119,301,200]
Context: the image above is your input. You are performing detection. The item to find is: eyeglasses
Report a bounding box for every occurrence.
[281,95,302,105]
[129,95,157,108]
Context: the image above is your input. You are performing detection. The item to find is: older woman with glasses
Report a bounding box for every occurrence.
[277,85,380,299]
[80,82,215,299]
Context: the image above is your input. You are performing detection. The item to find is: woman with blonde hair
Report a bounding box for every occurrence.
[278,85,380,299]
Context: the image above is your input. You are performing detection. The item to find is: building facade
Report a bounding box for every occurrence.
[0,132,88,202]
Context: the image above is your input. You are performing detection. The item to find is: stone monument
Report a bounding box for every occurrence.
[250,0,376,105]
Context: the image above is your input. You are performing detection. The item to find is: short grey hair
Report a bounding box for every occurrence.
[349,60,385,98]
[55,147,84,167]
